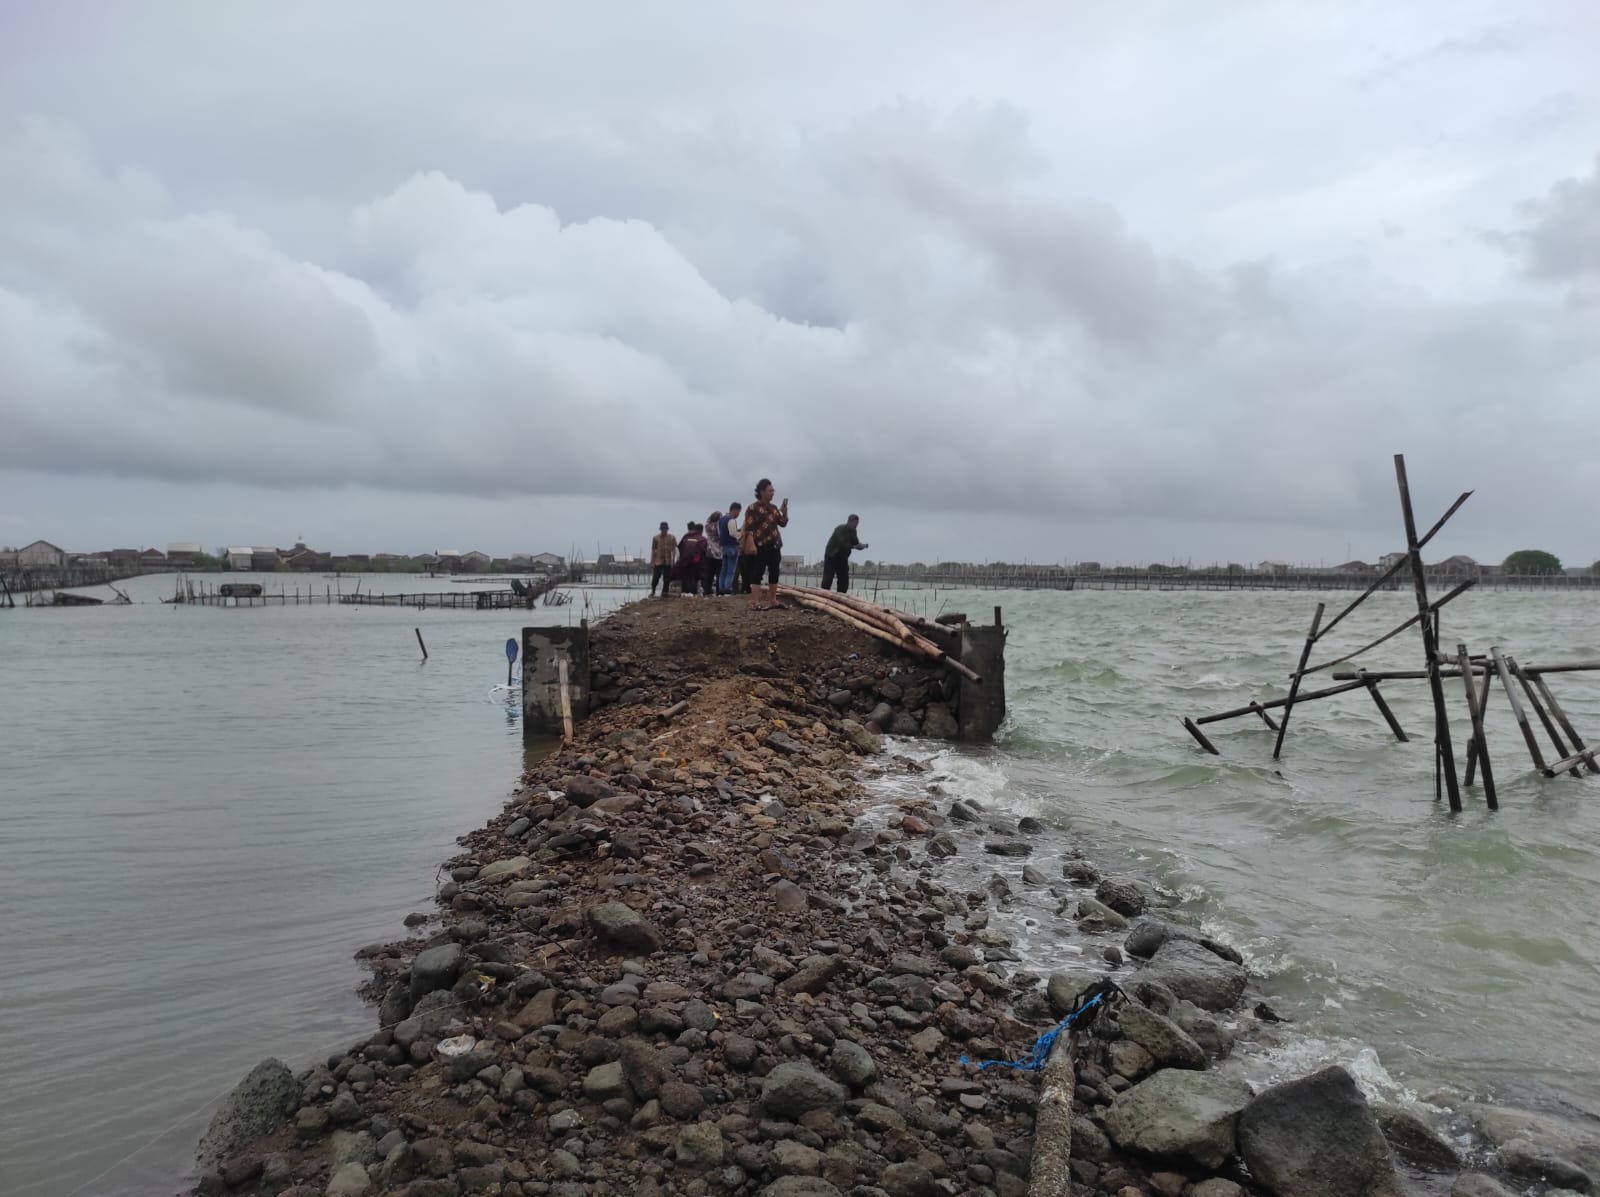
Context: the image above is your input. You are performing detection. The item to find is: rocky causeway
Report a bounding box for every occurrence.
[187,599,1600,1197]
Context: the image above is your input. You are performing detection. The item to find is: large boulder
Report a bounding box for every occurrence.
[196,1058,302,1169]
[557,775,616,807]
[1119,1003,1207,1069]
[1104,1068,1252,1168]
[584,902,664,954]
[1374,1103,1460,1172]
[1141,938,1247,1011]
[760,1063,848,1120]
[1237,1066,1402,1197]
[1459,1101,1600,1177]
[408,942,465,1003]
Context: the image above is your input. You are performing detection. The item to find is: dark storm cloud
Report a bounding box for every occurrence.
[1,2,1597,562]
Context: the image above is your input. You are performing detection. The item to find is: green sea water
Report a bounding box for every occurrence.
[1,577,1596,1194]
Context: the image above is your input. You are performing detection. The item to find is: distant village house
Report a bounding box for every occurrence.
[16,539,67,569]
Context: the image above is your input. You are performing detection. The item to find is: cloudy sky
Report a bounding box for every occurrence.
[2,2,1597,567]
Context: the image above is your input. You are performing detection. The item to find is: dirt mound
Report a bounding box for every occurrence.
[591,596,879,679]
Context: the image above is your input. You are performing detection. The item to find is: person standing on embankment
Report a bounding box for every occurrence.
[717,502,742,595]
[649,522,677,598]
[821,514,868,593]
[742,479,787,611]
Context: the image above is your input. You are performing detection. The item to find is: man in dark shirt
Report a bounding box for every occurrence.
[821,515,868,593]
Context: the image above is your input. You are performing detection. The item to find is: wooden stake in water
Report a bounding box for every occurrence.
[557,658,575,743]
[1273,602,1325,760]
[1457,643,1496,809]
[1394,454,1461,811]
[415,627,428,660]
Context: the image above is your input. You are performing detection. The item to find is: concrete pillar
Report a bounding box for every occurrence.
[957,610,1007,741]
[522,622,590,737]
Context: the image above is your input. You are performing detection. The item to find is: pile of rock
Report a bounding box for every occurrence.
[188,605,1585,1197]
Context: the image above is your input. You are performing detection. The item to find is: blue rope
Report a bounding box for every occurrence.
[960,992,1105,1073]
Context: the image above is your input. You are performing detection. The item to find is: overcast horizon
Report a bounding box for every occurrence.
[3,3,1598,569]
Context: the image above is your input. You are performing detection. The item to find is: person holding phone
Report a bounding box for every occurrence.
[741,478,788,611]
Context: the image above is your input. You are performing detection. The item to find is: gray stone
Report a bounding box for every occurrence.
[1191,1182,1245,1197]
[840,720,882,754]
[1021,864,1049,885]
[582,1060,629,1102]
[1119,1004,1207,1069]
[922,703,959,739]
[558,774,616,806]
[1074,896,1128,931]
[584,902,664,954]
[778,954,843,995]
[985,840,1032,857]
[1498,1138,1593,1191]
[881,1161,938,1197]
[1238,1066,1402,1197]
[772,1139,825,1176]
[761,1179,845,1197]
[504,817,530,839]
[330,1131,377,1168]
[675,1122,725,1166]
[1104,1068,1253,1168]
[1450,1175,1519,1197]
[658,1080,706,1121]
[1142,938,1248,1011]
[829,1040,878,1089]
[1374,1103,1460,1172]
[760,1062,848,1120]
[196,1059,302,1169]
[409,943,465,1003]
[1125,918,1176,959]
[889,712,922,737]
[1045,970,1103,1017]
[927,833,958,858]
[866,702,895,729]
[477,855,532,882]
[1095,877,1148,916]
[324,1163,372,1197]
[1459,1102,1600,1177]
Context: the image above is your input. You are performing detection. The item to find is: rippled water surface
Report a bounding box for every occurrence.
[0,574,629,1197]
[869,584,1600,1120]
[2,578,1597,1195]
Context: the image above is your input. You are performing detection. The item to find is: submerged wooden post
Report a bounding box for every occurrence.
[415,627,428,660]
[1183,717,1221,755]
[1491,647,1545,774]
[1361,675,1409,742]
[1395,454,1461,812]
[1509,657,1578,776]
[1457,644,1496,809]
[1525,668,1599,776]
[1273,602,1325,760]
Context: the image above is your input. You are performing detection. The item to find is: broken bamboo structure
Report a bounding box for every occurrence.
[777,585,983,685]
[1182,454,1600,803]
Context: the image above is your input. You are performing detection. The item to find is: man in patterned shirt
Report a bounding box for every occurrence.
[742,478,788,611]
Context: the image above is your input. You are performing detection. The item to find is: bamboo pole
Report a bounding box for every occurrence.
[1458,644,1496,809]
[1525,669,1598,776]
[1273,602,1325,760]
[1490,647,1545,775]
[1025,1037,1076,1197]
[1194,679,1369,724]
[557,658,575,743]
[1182,717,1221,755]
[1360,675,1409,742]
[1508,657,1579,777]
[1315,489,1472,642]
[1296,580,1475,678]
[1462,663,1493,782]
[1395,454,1460,811]
[780,588,983,684]
[1332,659,1600,681]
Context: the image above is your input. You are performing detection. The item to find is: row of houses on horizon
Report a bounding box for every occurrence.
[0,540,568,574]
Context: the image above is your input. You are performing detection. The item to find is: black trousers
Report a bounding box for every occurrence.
[821,554,850,593]
[652,564,671,596]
